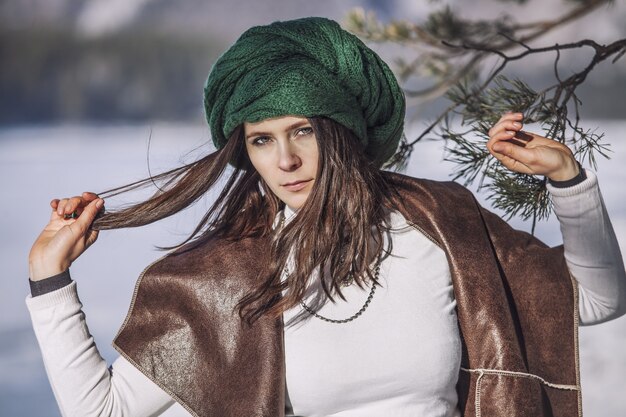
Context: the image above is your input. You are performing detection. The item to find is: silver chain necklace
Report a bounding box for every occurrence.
[277,212,380,324]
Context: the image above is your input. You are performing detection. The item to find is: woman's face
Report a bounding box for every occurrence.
[244,115,319,210]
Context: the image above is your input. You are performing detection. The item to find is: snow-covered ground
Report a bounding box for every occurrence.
[1,121,625,416]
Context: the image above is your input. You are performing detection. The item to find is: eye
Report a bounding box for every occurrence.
[251,136,271,146]
[295,127,313,137]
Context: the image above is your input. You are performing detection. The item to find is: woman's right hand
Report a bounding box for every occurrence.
[29,192,105,281]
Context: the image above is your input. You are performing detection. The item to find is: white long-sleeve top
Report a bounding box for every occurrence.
[26,171,626,417]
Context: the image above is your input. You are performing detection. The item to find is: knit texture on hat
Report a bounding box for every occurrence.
[203,17,405,167]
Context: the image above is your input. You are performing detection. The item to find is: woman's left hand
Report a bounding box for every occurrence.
[487,112,580,181]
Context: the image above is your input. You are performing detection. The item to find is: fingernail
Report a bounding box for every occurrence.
[513,122,521,128]
[96,199,104,209]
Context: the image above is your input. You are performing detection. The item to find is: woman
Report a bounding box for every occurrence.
[27,17,625,417]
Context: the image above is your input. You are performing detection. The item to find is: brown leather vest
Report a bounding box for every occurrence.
[113,172,581,416]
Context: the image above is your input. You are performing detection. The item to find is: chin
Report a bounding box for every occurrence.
[282,194,309,211]
[285,200,304,211]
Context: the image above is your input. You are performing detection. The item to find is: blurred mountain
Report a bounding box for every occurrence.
[0,0,366,39]
[0,0,369,124]
[1,0,624,125]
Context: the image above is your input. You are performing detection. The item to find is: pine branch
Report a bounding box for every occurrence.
[347,0,624,226]
[346,0,614,104]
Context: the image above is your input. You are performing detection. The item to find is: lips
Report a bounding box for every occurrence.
[282,179,312,191]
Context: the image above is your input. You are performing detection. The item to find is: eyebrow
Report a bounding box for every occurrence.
[245,120,311,140]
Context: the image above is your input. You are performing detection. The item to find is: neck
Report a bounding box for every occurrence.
[285,204,297,217]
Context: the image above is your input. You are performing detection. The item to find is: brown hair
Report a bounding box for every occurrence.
[92,117,397,323]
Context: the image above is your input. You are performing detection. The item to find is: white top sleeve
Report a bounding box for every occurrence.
[548,170,626,325]
[26,281,175,417]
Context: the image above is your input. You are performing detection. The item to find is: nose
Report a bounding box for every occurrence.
[277,141,301,172]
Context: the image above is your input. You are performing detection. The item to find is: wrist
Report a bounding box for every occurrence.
[29,262,69,281]
[548,158,580,182]
[548,161,587,188]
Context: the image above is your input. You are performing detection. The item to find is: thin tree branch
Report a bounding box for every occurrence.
[404,38,626,149]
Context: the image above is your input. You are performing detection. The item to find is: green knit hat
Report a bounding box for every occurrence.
[203,17,405,167]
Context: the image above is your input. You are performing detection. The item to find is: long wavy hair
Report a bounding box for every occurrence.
[92,117,397,323]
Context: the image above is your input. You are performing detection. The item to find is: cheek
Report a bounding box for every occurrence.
[246,149,276,185]
[307,146,320,174]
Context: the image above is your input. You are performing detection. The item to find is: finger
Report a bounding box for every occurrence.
[491,139,537,164]
[64,196,88,216]
[487,130,520,154]
[81,192,100,201]
[492,154,534,175]
[489,130,517,146]
[512,130,534,143]
[56,198,70,216]
[513,130,553,146]
[488,127,536,149]
[493,112,523,128]
[72,193,99,210]
[71,198,105,236]
[489,120,522,138]
[50,199,63,221]
[499,112,524,122]
[60,195,98,219]
[77,193,100,217]
[489,143,535,175]
[489,119,524,138]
